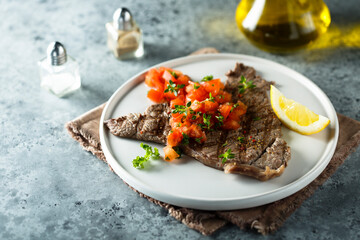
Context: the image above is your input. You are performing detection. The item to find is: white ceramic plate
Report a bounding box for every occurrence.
[99,54,338,210]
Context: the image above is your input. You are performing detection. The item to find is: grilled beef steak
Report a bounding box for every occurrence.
[104,63,291,181]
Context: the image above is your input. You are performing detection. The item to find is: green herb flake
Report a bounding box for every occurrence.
[164,80,184,96]
[181,133,190,145]
[173,146,182,158]
[169,70,178,78]
[194,84,200,89]
[237,136,244,143]
[195,137,202,143]
[172,104,187,115]
[202,114,212,130]
[253,117,261,121]
[219,149,235,164]
[215,115,224,126]
[132,143,160,168]
[206,92,215,103]
[222,141,228,147]
[201,75,213,82]
[230,103,239,113]
[238,75,256,94]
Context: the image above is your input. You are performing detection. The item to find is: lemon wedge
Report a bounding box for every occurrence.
[270,85,330,135]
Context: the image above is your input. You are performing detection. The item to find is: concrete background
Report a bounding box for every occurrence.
[1,0,359,239]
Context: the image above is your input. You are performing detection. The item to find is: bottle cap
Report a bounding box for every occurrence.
[47,41,67,66]
[112,8,135,31]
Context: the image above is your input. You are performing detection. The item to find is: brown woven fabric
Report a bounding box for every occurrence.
[65,48,360,235]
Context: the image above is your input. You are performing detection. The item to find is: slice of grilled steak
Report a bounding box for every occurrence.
[104,103,171,144]
[104,63,291,181]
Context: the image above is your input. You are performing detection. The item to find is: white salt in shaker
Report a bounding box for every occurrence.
[38,42,81,97]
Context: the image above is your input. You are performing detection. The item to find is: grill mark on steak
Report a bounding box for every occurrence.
[104,63,291,181]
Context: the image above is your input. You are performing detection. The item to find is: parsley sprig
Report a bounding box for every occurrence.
[215,115,224,126]
[169,70,178,78]
[205,93,215,103]
[238,75,256,94]
[181,133,190,145]
[201,75,213,82]
[132,143,160,169]
[219,149,235,164]
[164,80,185,97]
[172,101,194,116]
[230,103,239,112]
[202,114,212,130]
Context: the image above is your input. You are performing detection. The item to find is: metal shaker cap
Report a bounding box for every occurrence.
[47,41,67,66]
[113,8,135,31]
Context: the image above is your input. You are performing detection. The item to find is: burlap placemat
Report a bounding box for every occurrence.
[65,48,360,235]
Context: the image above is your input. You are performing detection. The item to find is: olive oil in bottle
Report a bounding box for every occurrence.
[235,0,331,53]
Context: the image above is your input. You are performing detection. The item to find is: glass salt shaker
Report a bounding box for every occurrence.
[38,42,81,97]
[106,7,144,59]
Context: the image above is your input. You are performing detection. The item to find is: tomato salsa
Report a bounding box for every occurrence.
[145,67,247,161]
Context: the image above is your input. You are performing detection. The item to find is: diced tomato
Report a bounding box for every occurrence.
[190,100,204,112]
[179,121,191,135]
[171,112,185,123]
[218,104,232,120]
[145,68,164,91]
[188,124,203,138]
[175,74,190,85]
[187,124,207,143]
[147,89,164,103]
[162,70,177,83]
[186,83,208,102]
[228,101,247,121]
[203,100,219,112]
[215,91,232,103]
[163,146,180,161]
[167,129,183,147]
[170,95,185,108]
[222,119,240,130]
[202,78,222,96]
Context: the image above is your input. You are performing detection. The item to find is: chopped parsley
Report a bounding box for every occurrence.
[169,70,178,78]
[172,104,187,114]
[215,115,224,126]
[164,80,185,96]
[219,149,235,164]
[181,133,190,145]
[172,102,194,116]
[230,103,239,112]
[253,116,261,121]
[202,114,212,130]
[238,75,256,94]
[201,75,213,82]
[194,84,200,89]
[237,136,244,143]
[205,92,215,103]
[132,143,160,168]
[195,137,203,143]
[173,146,182,158]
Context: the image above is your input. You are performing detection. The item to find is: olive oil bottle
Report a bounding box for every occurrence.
[235,0,331,53]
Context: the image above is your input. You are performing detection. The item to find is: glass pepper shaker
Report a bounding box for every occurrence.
[106,7,144,59]
[38,42,81,97]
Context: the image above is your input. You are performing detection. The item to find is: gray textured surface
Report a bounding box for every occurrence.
[1,0,359,239]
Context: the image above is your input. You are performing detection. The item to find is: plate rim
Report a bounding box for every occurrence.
[99,53,339,210]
